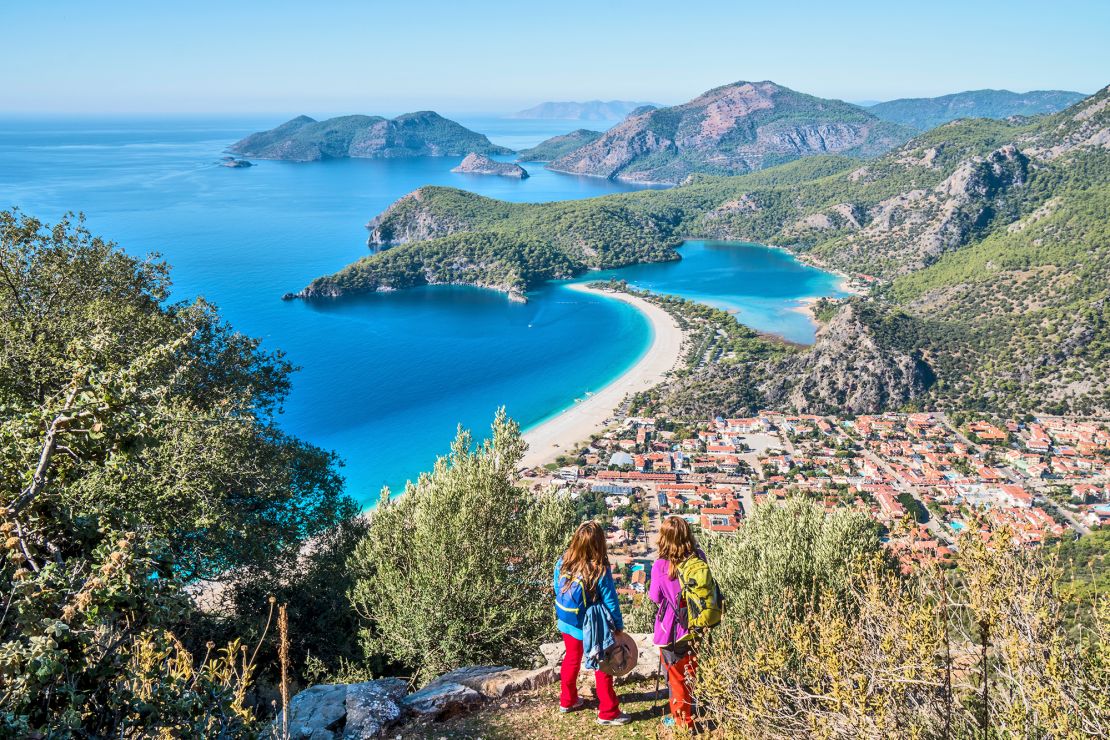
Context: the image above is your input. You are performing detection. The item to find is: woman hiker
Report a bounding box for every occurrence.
[649,515,718,729]
[553,521,631,726]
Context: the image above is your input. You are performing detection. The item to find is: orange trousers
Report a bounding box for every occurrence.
[663,649,697,726]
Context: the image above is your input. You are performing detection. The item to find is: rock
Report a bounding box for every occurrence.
[284,679,407,739]
[401,681,483,717]
[220,157,253,168]
[424,665,557,699]
[450,152,529,178]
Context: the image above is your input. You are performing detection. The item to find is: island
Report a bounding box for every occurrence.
[515,129,602,162]
[219,157,253,168]
[451,153,529,178]
[228,112,513,162]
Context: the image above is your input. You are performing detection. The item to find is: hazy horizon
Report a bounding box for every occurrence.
[2,0,1106,116]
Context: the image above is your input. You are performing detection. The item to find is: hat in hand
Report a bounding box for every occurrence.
[600,632,639,677]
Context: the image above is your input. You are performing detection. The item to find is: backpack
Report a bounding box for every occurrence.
[675,556,723,630]
[554,560,591,629]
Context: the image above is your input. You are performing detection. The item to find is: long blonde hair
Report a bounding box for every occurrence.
[659,516,697,580]
[561,521,609,594]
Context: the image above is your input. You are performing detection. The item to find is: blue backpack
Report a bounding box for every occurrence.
[554,561,591,629]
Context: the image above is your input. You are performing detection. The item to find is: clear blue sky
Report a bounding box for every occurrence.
[3,0,1107,115]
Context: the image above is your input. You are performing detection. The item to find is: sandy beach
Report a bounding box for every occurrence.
[519,283,685,469]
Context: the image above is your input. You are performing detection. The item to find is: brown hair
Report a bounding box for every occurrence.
[561,521,609,594]
[659,516,697,580]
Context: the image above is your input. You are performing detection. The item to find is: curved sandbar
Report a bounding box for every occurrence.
[519,283,684,469]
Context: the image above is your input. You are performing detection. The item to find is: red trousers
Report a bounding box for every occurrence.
[663,649,697,727]
[560,632,621,720]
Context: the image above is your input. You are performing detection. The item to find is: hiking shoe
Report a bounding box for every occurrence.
[597,713,632,726]
[559,698,585,714]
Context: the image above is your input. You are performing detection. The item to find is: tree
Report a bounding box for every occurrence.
[0,210,354,733]
[348,410,576,684]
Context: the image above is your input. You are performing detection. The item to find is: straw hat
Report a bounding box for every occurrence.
[599,632,639,677]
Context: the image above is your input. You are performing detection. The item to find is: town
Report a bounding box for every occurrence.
[521,412,1110,582]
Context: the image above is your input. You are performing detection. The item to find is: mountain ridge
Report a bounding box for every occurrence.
[508,100,659,120]
[868,88,1087,131]
[546,80,915,183]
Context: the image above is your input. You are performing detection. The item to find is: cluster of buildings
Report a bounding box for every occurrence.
[524,411,1110,572]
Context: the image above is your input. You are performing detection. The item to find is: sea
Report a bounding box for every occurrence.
[0,115,846,505]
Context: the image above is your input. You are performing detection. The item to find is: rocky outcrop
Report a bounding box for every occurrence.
[283,678,407,739]
[219,157,253,168]
[760,303,934,414]
[228,112,512,162]
[548,81,914,183]
[451,153,529,178]
[281,656,567,737]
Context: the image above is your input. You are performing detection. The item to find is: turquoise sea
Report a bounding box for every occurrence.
[0,115,845,505]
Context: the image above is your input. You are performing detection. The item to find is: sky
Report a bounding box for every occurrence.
[3,0,1107,116]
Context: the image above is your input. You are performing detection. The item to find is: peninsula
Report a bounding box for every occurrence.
[228,112,512,162]
[515,129,602,162]
[451,153,529,178]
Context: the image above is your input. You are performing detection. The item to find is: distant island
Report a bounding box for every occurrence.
[219,157,253,168]
[867,89,1086,130]
[516,129,602,162]
[228,112,512,162]
[509,100,660,120]
[545,81,915,183]
[451,153,528,178]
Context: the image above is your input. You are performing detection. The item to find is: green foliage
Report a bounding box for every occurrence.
[348,410,576,684]
[706,497,884,623]
[516,129,602,162]
[0,210,354,734]
[868,89,1086,131]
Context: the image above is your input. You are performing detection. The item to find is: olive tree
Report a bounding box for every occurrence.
[348,410,575,683]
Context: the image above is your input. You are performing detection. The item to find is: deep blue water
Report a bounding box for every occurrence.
[0,116,844,505]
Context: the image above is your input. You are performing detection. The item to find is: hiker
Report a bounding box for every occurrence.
[650,515,722,728]
[554,521,631,726]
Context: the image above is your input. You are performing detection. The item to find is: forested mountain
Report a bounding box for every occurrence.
[868,89,1086,130]
[297,86,1110,416]
[228,112,512,161]
[515,129,602,161]
[545,81,915,183]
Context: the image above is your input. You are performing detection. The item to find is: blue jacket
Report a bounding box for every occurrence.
[582,602,615,671]
[553,558,623,640]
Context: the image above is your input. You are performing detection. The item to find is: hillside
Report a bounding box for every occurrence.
[228,112,512,161]
[295,85,1110,415]
[869,89,1086,130]
[516,129,602,161]
[546,81,915,183]
[509,100,657,120]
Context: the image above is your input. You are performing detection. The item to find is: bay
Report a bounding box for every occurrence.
[0,115,844,505]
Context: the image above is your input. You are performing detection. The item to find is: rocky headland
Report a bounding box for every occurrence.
[451,153,529,178]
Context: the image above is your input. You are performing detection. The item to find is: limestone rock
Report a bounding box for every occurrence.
[401,681,483,717]
[284,679,406,739]
[451,152,529,178]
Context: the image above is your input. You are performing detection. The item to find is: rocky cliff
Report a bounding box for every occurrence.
[451,152,529,178]
[547,81,914,183]
[759,303,935,415]
[228,112,512,161]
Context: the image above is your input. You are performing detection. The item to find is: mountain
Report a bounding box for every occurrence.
[508,100,659,120]
[294,85,1110,416]
[515,129,602,161]
[228,112,512,161]
[868,89,1086,131]
[547,81,915,183]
